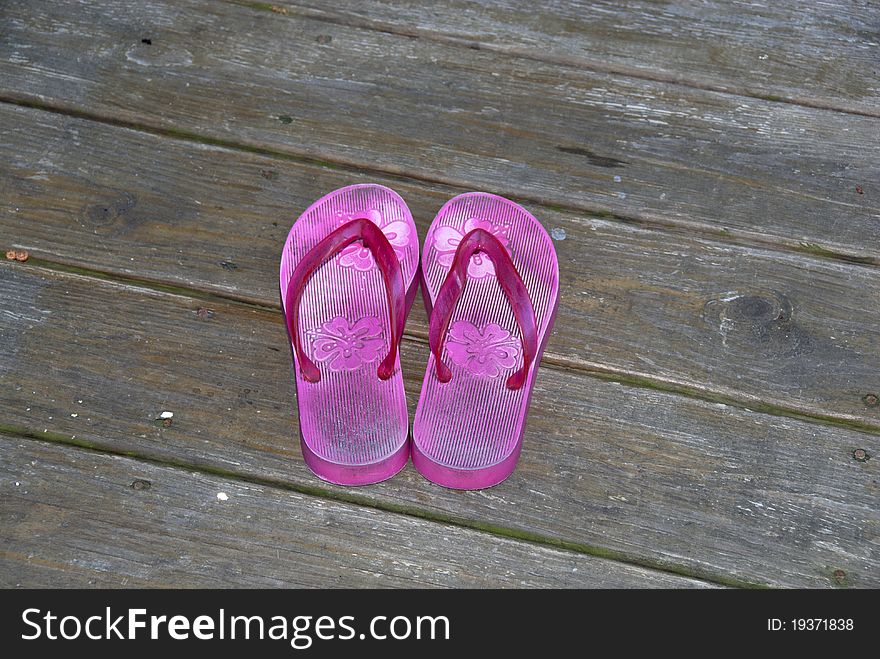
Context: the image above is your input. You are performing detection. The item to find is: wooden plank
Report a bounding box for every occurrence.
[260,0,880,116]
[3,103,880,429]
[0,436,708,588]
[1,0,878,261]
[1,262,877,588]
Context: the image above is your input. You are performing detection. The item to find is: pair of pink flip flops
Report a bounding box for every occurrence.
[280,185,559,490]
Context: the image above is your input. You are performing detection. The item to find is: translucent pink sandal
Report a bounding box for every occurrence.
[280,184,419,485]
[413,193,559,489]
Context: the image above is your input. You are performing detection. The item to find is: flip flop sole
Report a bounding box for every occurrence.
[280,184,419,485]
[414,193,559,489]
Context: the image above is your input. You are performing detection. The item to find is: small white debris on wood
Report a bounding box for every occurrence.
[14,482,20,487]
[613,175,622,183]
[70,413,78,418]
[550,227,566,241]
[216,492,229,501]
[159,411,173,419]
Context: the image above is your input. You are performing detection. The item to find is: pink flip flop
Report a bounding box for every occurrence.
[280,184,419,485]
[413,193,559,489]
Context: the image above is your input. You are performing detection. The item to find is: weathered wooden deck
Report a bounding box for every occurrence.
[1,1,878,588]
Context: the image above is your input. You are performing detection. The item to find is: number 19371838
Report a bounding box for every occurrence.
[768,619,854,631]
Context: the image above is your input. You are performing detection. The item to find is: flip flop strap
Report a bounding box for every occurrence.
[429,228,538,390]
[284,217,405,383]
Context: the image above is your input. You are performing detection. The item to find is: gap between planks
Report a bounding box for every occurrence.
[2,94,877,274]
[13,250,880,439]
[0,423,730,589]
[234,0,880,120]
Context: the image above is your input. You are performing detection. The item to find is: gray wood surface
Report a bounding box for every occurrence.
[2,0,879,591]
[2,261,877,588]
[0,435,712,588]
[3,103,879,431]
[261,0,880,116]
[1,0,878,261]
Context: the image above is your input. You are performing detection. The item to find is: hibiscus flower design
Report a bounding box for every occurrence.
[309,315,385,372]
[336,208,411,271]
[444,321,519,378]
[431,217,511,279]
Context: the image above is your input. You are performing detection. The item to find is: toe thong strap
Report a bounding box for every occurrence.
[284,218,405,383]
[428,228,537,390]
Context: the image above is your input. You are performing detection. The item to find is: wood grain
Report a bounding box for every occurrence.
[260,0,880,116]
[1,0,878,261]
[0,435,711,588]
[3,103,879,429]
[1,262,877,587]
